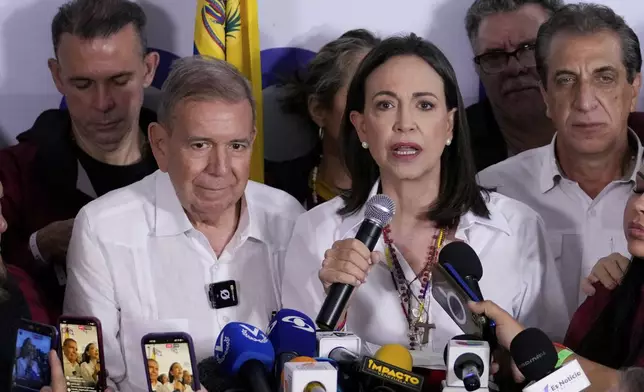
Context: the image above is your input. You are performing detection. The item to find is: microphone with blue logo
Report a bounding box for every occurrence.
[267,308,318,384]
[214,321,275,392]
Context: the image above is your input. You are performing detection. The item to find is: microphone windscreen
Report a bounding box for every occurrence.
[442,334,484,365]
[374,344,413,371]
[438,241,483,280]
[197,356,246,392]
[267,308,317,357]
[510,328,558,382]
[214,322,275,376]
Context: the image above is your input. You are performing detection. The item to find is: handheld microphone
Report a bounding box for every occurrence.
[316,331,362,358]
[442,334,490,392]
[358,345,424,392]
[438,242,484,300]
[214,322,275,392]
[268,309,317,383]
[510,328,590,392]
[316,194,395,331]
[438,242,496,346]
[283,359,338,392]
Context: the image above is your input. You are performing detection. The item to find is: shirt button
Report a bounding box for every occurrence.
[588,209,596,217]
[222,316,230,323]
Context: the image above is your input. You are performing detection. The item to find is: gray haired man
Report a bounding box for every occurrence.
[64,56,304,391]
[465,0,563,170]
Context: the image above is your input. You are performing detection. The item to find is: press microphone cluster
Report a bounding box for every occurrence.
[510,328,590,392]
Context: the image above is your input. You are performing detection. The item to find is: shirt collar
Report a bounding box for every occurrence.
[539,128,643,193]
[153,172,266,243]
[337,179,511,238]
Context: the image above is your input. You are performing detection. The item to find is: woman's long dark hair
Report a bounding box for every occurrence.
[576,257,644,368]
[81,343,95,364]
[339,33,489,226]
[168,362,181,383]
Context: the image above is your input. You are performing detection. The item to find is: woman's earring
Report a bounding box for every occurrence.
[446,139,452,146]
[318,127,324,140]
[361,141,369,149]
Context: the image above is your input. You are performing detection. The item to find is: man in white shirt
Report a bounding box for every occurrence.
[64,56,305,392]
[477,4,642,312]
[62,338,80,377]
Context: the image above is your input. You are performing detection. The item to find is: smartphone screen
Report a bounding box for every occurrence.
[58,317,106,392]
[11,320,56,392]
[142,333,198,392]
[432,263,486,337]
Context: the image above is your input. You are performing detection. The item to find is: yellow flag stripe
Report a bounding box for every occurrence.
[194,0,264,183]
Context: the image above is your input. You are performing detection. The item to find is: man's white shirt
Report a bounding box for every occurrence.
[477,131,642,311]
[281,181,568,369]
[64,170,304,392]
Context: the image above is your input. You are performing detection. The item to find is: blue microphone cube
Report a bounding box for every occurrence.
[267,308,317,357]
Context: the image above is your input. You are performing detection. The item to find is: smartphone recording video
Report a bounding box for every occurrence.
[142,333,198,392]
[11,320,56,392]
[58,317,106,392]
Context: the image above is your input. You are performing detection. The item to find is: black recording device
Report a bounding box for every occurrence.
[208,280,239,309]
[316,194,396,331]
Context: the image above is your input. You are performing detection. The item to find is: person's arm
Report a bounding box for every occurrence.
[469,301,620,392]
[514,212,570,342]
[63,209,121,391]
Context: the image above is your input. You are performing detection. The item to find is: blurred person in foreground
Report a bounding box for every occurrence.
[264,29,380,208]
[281,33,567,390]
[0,0,159,322]
[63,56,303,391]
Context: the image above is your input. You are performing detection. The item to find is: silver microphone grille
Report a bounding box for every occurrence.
[364,194,396,227]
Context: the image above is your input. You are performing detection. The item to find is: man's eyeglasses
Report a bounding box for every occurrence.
[474,43,537,74]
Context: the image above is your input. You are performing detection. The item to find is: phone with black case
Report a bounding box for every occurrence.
[10,319,57,392]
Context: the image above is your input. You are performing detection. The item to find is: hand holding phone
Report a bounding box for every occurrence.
[10,319,57,392]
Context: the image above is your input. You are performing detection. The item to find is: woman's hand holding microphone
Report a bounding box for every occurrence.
[318,238,383,293]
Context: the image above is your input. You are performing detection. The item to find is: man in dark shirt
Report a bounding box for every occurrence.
[464,0,563,171]
[0,0,160,322]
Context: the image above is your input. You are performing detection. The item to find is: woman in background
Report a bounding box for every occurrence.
[282,33,566,389]
[79,342,99,386]
[14,338,40,380]
[265,29,380,208]
[565,170,644,368]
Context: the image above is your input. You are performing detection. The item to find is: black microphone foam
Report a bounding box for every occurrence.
[509,328,558,382]
[316,194,395,330]
[198,356,246,392]
[438,241,483,280]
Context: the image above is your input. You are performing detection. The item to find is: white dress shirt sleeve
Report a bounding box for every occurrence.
[281,213,327,321]
[513,212,569,343]
[63,209,122,391]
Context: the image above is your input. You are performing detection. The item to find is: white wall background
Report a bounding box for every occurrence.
[0,0,641,146]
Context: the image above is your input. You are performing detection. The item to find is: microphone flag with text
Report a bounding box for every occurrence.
[510,328,590,392]
[214,321,275,392]
[316,194,396,331]
[267,309,317,386]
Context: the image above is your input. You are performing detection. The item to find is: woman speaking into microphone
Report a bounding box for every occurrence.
[280,34,567,372]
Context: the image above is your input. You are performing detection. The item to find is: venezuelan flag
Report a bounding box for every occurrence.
[194,0,264,183]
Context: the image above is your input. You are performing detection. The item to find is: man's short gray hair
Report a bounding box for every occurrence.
[158,56,256,128]
[536,3,642,88]
[465,0,564,46]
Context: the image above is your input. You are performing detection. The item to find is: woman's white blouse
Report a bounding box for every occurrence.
[281,185,570,369]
